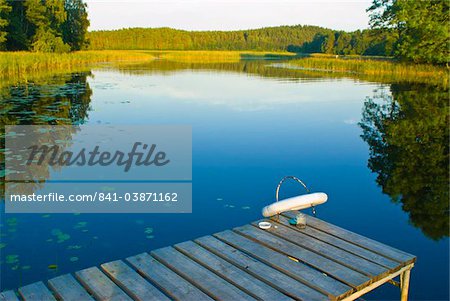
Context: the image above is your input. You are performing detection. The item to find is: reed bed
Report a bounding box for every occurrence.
[288,55,448,87]
[153,50,296,63]
[0,51,154,80]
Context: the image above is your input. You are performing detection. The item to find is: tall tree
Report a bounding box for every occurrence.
[0,0,11,49]
[320,32,336,54]
[24,0,70,52]
[62,0,90,50]
[368,0,449,64]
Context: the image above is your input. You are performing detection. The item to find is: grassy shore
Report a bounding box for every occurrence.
[0,50,446,87]
[151,50,296,63]
[0,50,154,80]
[287,54,448,87]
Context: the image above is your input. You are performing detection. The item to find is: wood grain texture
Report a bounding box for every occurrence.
[127,252,213,301]
[48,274,94,301]
[18,282,56,301]
[199,234,344,300]
[283,212,416,265]
[276,214,399,270]
[75,267,132,301]
[175,240,294,301]
[152,246,255,300]
[252,220,388,278]
[0,291,19,301]
[101,260,170,301]
[233,224,371,290]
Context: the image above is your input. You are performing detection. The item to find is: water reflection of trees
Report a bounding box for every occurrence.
[115,59,447,87]
[359,83,449,240]
[0,72,93,198]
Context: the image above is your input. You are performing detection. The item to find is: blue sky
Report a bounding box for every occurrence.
[86,0,372,32]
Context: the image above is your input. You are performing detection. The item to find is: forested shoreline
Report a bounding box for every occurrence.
[87,26,395,58]
[0,0,448,65]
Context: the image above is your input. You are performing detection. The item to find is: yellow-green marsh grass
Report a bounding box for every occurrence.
[152,50,296,63]
[288,55,448,87]
[0,50,154,80]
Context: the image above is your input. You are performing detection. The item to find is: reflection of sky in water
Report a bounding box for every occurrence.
[89,70,379,113]
[0,65,448,300]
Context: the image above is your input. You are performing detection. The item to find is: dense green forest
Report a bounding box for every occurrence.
[0,0,89,52]
[87,26,396,57]
[0,0,448,64]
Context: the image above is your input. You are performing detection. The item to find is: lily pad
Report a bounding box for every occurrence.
[6,255,19,264]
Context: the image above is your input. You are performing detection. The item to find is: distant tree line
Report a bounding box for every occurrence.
[287,29,397,56]
[0,0,89,52]
[87,26,396,57]
[87,26,332,52]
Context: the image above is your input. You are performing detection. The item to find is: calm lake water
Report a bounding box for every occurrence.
[1,59,449,300]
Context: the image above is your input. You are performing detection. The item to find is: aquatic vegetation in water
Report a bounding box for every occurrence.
[143,227,154,239]
[57,234,71,243]
[50,229,71,243]
[6,218,18,227]
[5,255,19,265]
[0,243,6,249]
[41,214,51,218]
[51,229,62,236]
[73,222,88,229]
[47,264,58,270]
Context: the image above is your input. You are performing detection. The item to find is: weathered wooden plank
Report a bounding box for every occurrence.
[233,224,370,290]
[283,212,416,265]
[175,240,294,301]
[275,215,399,270]
[127,253,212,301]
[198,234,347,301]
[252,221,388,278]
[151,246,255,300]
[47,274,94,301]
[18,282,56,301]
[0,290,19,301]
[75,267,132,301]
[101,260,170,301]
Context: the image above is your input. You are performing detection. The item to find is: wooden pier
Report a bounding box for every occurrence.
[1,212,416,301]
